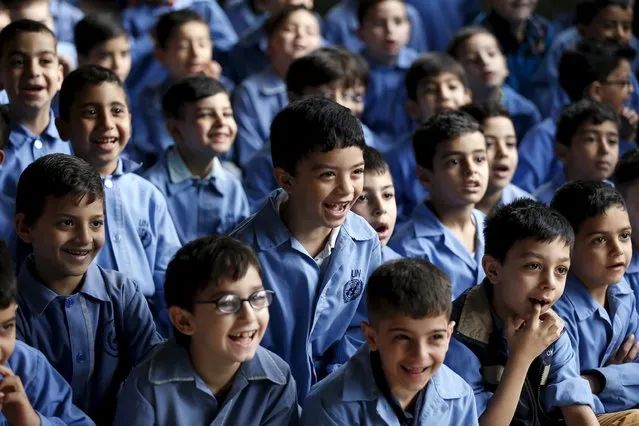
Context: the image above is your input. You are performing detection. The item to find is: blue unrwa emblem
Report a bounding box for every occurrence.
[343,269,363,303]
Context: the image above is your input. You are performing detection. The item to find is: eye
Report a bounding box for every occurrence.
[592,236,607,245]
[91,219,104,228]
[1,322,14,333]
[356,194,369,203]
[525,263,542,271]
[447,158,460,166]
[608,138,619,146]
[394,334,410,341]
[556,266,568,275]
[112,106,125,115]
[353,168,365,176]
[83,107,97,117]
[474,154,486,163]
[9,57,24,66]
[58,219,74,228]
[431,333,445,341]
[620,231,631,241]
[319,171,336,178]
[382,191,395,200]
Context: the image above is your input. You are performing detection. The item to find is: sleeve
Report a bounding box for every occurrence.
[113,368,156,426]
[453,388,480,426]
[122,278,165,365]
[201,1,238,53]
[511,126,555,193]
[300,393,346,426]
[262,368,300,426]
[405,4,428,53]
[243,154,276,212]
[232,86,267,169]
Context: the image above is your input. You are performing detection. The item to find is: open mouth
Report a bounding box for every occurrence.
[463,180,481,191]
[324,201,350,215]
[93,137,118,145]
[528,297,550,310]
[21,84,45,95]
[401,364,430,377]
[62,248,91,258]
[607,261,626,270]
[374,222,391,239]
[228,330,258,347]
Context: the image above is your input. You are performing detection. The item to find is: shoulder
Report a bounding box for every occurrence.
[7,340,46,375]
[342,211,378,242]
[141,158,169,186]
[431,364,475,400]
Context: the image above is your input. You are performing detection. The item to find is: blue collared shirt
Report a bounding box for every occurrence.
[0,192,14,244]
[114,339,298,426]
[625,250,639,309]
[225,23,270,84]
[533,170,567,205]
[230,189,381,400]
[302,345,478,425]
[17,260,164,421]
[381,245,402,263]
[498,183,535,206]
[404,0,466,52]
[389,202,486,298]
[143,149,250,244]
[224,0,268,39]
[501,85,542,140]
[51,0,84,44]
[553,274,639,413]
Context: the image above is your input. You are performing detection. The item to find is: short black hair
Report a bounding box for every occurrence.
[363,145,389,175]
[0,19,57,59]
[271,96,365,175]
[2,0,47,8]
[412,110,482,170]
[405,52,468,101]
[484,198,575,263]
[153,9,207,50]
[460,101,511,126]
[448,26,502,58]
[74,13,127,58]
[357,0,406,24]
[15,154,104,226]
[614,148,639,189]
[559,39,636,102]
[59,65,127,122]
[0,241,17,309]
[164,236,263,346]
[551,180,626,233]
[162,75,228,120]
[367,258,451,326]
[265,5,314,39]
[555,99,618,147]
[576,0,632,26]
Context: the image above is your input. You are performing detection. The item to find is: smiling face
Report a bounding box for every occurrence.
[580,5,633,45]
[352,170,397,246]
[484,116,518,194]
[357,0,411,64]
[158,21,213,81]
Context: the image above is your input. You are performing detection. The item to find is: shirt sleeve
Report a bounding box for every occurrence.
[300,394,346,426]
[122,278,165,365]
[113,367,156,426]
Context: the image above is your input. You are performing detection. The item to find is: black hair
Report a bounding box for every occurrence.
[405,52,468,101]
[551,180,627,233]
[576,0,632,26]
[74,13,127,57]
[555,99,618,147]
[0,241,17,309]
[59,65,127,122]
[460,101,511,126]
[162,75,228,119]
[265,5,315,39]
[357,0,406,24]
[350,52,370,89]
[164,236,263,346]
[2,0,47,9]
[448,26,502,58]
[0,19,57,58]
[15,154,104,226]
[484,198,575,263]
[271,96,365,175]
[367,258,451,325]
[614,148,639,189]
[153,9,207,50]
[559,39,636,102]
[363,145,389,175]
[412,110,482,170]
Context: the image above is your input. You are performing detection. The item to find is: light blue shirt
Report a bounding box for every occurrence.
[553,274,639,413]
[498,183,535,206]
[625,250,639,309]
[389,202,486,298]
[230,189,382,399]
[224,0,268,38]
[17,260,164,421]
[51,0,84,44]
[501,85,542,140]
[381,245,402,263]
[114,339,298,426]
[533,170,567,205]
[404,0,466,52]
[302,345,478,426]
[225,23,270,84]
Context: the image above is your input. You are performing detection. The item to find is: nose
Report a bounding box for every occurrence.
[76,223,92,246]
[336,174,355,195]
[372,194,386,216]
[539,269,558,292]
[609,237,625,258]
[98,108,114,130]
[27,57,42,77]
[616,24,627,42]
[237,300,258,321]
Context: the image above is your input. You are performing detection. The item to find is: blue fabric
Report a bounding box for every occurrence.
[114,339,298,426]
[533,170,567,205]
[512,116,560,193]
[230,189,381,400]
[404,0,465,52]
[225,23,270,84]
[381,245,402,263]
[553,274,639,413]
[301,345,478,425]
[501,85,541,140]
[498,183,535,206]
[0,192,14,245]
[625,250,639,310]
[17,260,164,421]
[225,0,268,39]
[51,0,84,44]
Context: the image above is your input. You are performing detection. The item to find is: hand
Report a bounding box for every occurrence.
[201,60,222,80]
[619,107,638,142]
[506,305,564,365]
[607,334,639,365]
[0,365,40,426]
[581,373,604,395]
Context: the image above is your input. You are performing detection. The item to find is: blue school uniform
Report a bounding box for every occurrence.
[225,23,269,84]
[0,192,13,241]
[114,339,298,426]
[533,170,566,205]
[625,250,639,309]
[230,189,382,399]
[0,110,70,200]
[16,260,164,422]
[404,0,465,52]
[389,202,486,298]
[51,0,84,44]
[143,149,250,244]
[301,345,478,426]
[497,183,535,206]
[553,274,639,414]
[501,85,542,140]
[381,245,402,263]
[2,341,94,426]
[224,0,267,38]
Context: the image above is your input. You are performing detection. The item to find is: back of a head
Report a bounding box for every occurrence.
[265,4,312,39]
[551,180,626,233]
[286,47,350,96]
[0,18,56,58]
[367,258,452,326]
[74,13,127,58]
[460,101,511,126]
[163,75,228,120]
[405,52,468,101]
[576,0,632,25]
[16,154,104,226]
[555,99,618,147]
[485,198,575,263]
[363,145,389,175]
[0,241,17,309]
[270,96,365,175]
[153,9,206,50]
[614,148,639,190]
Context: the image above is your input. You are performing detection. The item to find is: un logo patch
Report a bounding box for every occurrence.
[343,269,363,303]
[137,220,152,248]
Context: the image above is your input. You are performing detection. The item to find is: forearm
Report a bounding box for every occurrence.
[479,357,530,426]
[561,404,599,426]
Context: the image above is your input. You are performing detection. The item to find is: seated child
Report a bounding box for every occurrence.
[448,26,542,140]
[230,97,382,399]
[302,258,478,425]
[2,0,83,44]
[56,65,181,334]
[352,146,401,263]
[233,5,321,169]
[445,198,600,425]
[551,181,639,422]
[534,99,620,204]
[0,241,94,426]
[14,153,163,424]
[389,111,488,298]
[461,102,534,214]
[0,19,68,200]
[143,76,250,244]
[114,236,298,425]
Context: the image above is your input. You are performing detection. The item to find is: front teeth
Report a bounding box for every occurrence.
[325,203,349,212]
[94,137,117,144]
[230,331,257,339]
[65,249,89,256]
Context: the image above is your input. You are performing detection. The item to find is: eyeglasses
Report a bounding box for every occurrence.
[602,79,632,89]
[194,290,275,314]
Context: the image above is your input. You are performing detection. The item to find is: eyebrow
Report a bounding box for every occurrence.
[441,149,485,158]
[1,316,16,326]
[80,101,127,108]
[586,226,632,236]
[521,251,570,263]
[8,49,56,56]
[311,161,365,171]
[388,327,448,334]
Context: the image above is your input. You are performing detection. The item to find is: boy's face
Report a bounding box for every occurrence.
[622,180,639,249]
[8,2,54,31]
[300,81,366,118]
[410,73,471,123]
[157,21,212,81]
[571,205,632,289]
[362,314,453,403]
[57,81,131,177]
[263,0,314,13]
[484,116,518,194]
[352,170,397,247]
[486,237,570,320]
[267,10,321,67]
[488,0,537,23]
[456,33,508,94]
[593,59,633,114]
[0,31,62,116]
[580,5,633,45]
[84,35,132,83]
[0,303,17,365]
[357,0,410,64]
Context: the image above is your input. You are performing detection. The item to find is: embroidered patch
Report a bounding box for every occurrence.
[137,220,152,248]
[103,319,119,357]
[343,269,363,303]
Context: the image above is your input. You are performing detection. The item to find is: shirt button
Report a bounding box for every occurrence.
[76,353,85,363]
[34,139,42,150]
[65,298,74,308]
[104,179,113,189]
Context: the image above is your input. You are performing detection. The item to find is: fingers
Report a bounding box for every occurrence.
[0,376,22,397]
[0,365,16,378]
[528,303,542,329]
[625,341,639,363]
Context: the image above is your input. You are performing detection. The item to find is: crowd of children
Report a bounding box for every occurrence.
[1,0,639,424]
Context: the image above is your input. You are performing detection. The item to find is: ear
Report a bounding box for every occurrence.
[482,254,502,285]
[273,167,295,193]
[165,119,183,144]
[14,213,33,244]
[464,87,473,104]
[361,321,379,351]
[587,81,603,102]
[0,149,5,166]
[168,306,196,336]
[55,117,71,141]
[405,99,421,120]
[555,141,569,164]
[416,164,433,191]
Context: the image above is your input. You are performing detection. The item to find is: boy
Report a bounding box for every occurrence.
[3,0,82,44]
[461,102,533,215]
[114,236,298,425]
[230,97,382,400]
[352,146,401,263]
[0,241,94,426]
[389,111,488,298]
[534,99,620,205]
[445,198,600,425]
[56,65,181,335]
[302,258,478,425]
[448,26,542,140]
[13,154,163,424]
[0,19,68,200]
[143,76,250,244]
[551,181,639,422]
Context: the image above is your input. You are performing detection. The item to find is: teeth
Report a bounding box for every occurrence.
[230,331,256,339]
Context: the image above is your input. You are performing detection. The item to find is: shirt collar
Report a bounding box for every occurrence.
[8,109,60,150]
[411,201,484,239]
[258,67,287,96]
[104,157,142,178]
[166,147,223,184]
[564,273,633,321]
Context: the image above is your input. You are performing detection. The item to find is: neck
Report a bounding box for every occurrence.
[176,146,214,178]
[588,284,608,308]
[96,160,119,177]
[189,341,240,395]
[475,186,503,215]
[391,384,421,411]
[9,105,51,136]
[367,49,397,66]
[30,259,82,296]
[427,198,475,231]
[473,86,501,103]
[271,60,289,80]
[280,197,333,258]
